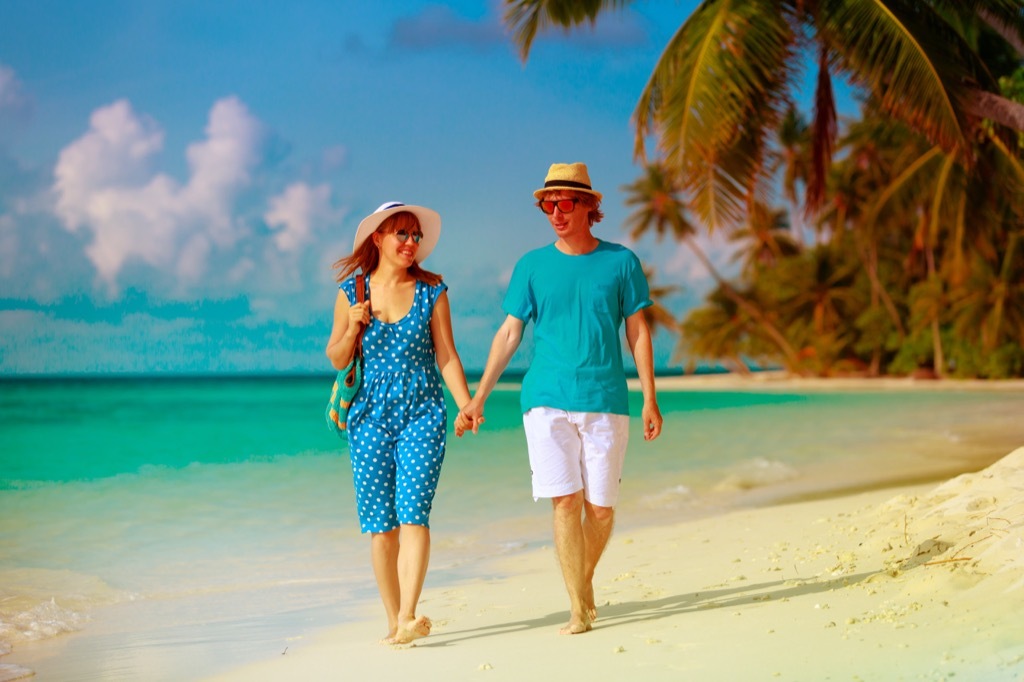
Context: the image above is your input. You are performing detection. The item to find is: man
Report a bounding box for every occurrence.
[458,162,663,635]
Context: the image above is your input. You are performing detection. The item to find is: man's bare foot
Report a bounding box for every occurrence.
[389,615,432,644]
[583,583,598,621]
[558,618,592,635]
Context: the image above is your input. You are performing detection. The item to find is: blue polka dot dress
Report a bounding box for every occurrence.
[339,275,448,534]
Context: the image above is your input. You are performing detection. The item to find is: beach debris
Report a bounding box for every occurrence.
[899,537,954,570]
[478,663,493,670]
[0,663,36,682]
[612,646,626,653]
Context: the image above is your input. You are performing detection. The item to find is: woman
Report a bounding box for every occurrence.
[326,201,472,644]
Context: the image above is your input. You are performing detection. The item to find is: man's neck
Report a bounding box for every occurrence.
[555,234,599,256]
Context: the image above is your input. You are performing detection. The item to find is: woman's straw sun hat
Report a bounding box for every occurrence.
[353,201,441,263]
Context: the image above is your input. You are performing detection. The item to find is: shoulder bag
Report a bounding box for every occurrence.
[326,273,368,440]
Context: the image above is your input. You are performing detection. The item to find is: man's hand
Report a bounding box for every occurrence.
[642,401,663,441]
[455,397,486,437]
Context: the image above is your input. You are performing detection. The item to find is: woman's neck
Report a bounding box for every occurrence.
[370,262,413,286]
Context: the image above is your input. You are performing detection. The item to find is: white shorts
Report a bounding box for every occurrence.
[522,406,630,507]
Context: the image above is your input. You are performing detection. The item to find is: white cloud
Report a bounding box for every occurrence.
[320,145,347,173]
[53,99,164,231]
[51,97,266,290]
[181,96,264,246]
[265,182,337,253]
[0,214,16,279]
[0,64,30,113]
[661,231,737,285]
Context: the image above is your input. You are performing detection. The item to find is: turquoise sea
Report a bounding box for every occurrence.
[2,376,1024,681]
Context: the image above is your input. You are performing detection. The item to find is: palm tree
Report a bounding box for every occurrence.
[623,161,805,371]
[950,233,1024,354]
[755,242,862,374]
[505,0,1024,226]
[678,285,757,374]
[728,200,801,277]
[641,265,682,336]
[906,274,948,376]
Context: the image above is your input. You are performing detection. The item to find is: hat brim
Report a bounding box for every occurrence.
[533,185,603,201]
[353,203,441,263]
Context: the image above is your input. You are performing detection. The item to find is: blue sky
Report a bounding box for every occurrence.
[0,1,838,375]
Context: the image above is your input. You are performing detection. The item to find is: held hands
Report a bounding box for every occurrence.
[454,397,486,438]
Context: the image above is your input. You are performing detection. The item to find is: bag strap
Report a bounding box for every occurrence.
[354,273,368,357]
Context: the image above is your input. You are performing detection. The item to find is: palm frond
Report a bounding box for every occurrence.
[818,0,979,156]
[634,0,796,225]
[937,0,1024,56]
[503,0,636,61]
[987,127,1024,187]
[862,145,944,230]
[807,43,838,213]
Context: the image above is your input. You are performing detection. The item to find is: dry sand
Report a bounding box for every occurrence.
[207,423,1024,681]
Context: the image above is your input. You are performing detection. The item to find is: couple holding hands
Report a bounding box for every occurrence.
[325,162,663,645]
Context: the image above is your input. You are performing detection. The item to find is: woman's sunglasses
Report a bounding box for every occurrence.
[392,229,423,244]
[538,198,580,214]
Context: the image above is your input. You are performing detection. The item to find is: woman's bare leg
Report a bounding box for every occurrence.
[390,523,432,644]
[370,529,401,641]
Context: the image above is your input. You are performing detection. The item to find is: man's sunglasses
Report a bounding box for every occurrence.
[538,198,580,214]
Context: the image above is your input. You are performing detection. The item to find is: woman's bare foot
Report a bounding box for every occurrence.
[389,615,432,644]
[558,617,592,635]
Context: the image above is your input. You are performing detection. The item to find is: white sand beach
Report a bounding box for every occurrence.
[206,376,1024,681]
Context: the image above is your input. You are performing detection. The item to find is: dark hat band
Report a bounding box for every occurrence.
[544,179,592,190]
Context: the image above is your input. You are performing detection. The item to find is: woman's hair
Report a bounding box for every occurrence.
[536,190,604,227]
[332,211,443,285]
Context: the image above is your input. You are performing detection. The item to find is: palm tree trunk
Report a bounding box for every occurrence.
[931,318,945,377]
[869,348,881,377]
[979,10,1024,56]
[857,242,906,339]
[683,236,805,372]
[925,247,945,378]
[964,90,1024,134]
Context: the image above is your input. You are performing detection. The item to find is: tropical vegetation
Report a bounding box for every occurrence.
[505,0,1024,378]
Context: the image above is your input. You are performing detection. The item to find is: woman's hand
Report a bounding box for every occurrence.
[454,411,470,437]
[455,398,486,437]
[347,301,371,335]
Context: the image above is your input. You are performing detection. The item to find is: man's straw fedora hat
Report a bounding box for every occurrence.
[533,162,602,201]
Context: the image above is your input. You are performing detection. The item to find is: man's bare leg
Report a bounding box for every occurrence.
[552,491,591,634]
[582,500,615,621]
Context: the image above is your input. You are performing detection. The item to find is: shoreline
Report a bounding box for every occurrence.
[636,370,1024,392]
[206,446,1024,681]
[4,377,1023,681]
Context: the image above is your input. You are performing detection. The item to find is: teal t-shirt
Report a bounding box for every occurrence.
[503,240,652,415]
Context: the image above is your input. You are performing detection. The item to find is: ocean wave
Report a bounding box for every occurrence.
[712,457,800,492]
[638,484,695,510]
[0,568,131,648]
